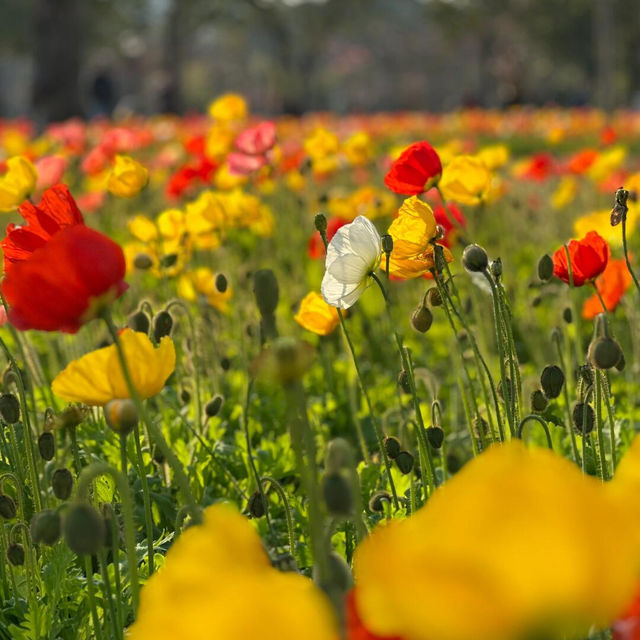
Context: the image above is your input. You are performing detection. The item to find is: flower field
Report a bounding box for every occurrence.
[1,96,640,639]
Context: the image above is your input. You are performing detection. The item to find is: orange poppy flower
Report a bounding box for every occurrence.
[582,258,632,319]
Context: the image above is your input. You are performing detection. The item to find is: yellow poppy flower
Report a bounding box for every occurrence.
[128,504,336,640]
[51,329,176,406]
[214,164,248,190]
[439,155,493,206]
[177,268,232,313]
[588,146,627,183]
[353,440,640,640]
[0,156,37,212]
[387,196,453,279]
[107,155,149,198]
[343,131,374,166]
[475,144,510,170]
[295,292,340,336]
[551,176,577,210]
[304,127,340,160]
[574,208,638,246]
[208,93,248,122]
[127,215,158,243]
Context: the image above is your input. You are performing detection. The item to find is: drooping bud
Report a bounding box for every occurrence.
[128,310,151,335]
[537,254,554,282]
[425,287,442,307]
[368,490,392,513]
[247,491,266,518]
[530,390,549,413]
[104,399,138,436]
[0,494,17,519]
[215,273,228,293]
[588,337,623,370]
[0,393,20,424]
[322,471,353,518]
[563,307,573,324]
[384,436,401,459]
[397,370,411,394]
[395,451,414,475]
[572,403,595,434]
[205,395,224,418]
[462,244,489,273]
[180,388,191,404]
[63,503,105,556]
[153,310,173,343]
[410,306,433,333]
[540,365,565,399]
[52,468,74,501]
[7,543,24,566]
[31,509,62,545]
[426,426,444,449]
[38,431,56,461]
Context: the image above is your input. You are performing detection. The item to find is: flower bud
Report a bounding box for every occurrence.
[253,269,280,317]
[247,491,266,518]
[0,494,17,519]
[314,213,327,235]
[128,310,150,335]
[410,306,433,333]
[537,254,554,282]
[63,503,105,555]
[7,542,24,566]
[38,431,56,461]
[31,509,62,545]
[0,393,20,424]
[180,388,191,404]
[425,287,442,307]
[490,258,502,279]
[462,244,489,273]
[322,471,353,517]
[368,490,392,513]
[563,307,573,324]
[159,253,178,269]
[104,399,138,436]
[616,352,626,372]
[133,253,153,270]
[314,550,353,593]
[397,370,411,394]
[572,403,595,434]
[215,273,228,293]
[384,436,401,459]
[205,395,224,418]
[153,310,173,342]
[325,438,354,472]
[52,468,74,501]
[381,234,394,254]
[530,390,549,413]
[540,365,565,399]
[426,426,444,449]
[220,356,231,371]
[249,337,315,385]
[395,451,414,475]
[588,337,623,370]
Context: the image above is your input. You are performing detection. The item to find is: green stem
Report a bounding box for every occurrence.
[99,549,122,640]
[260,475,297,563]
[591,282,608,314]
[553,330,580,465]
[602,371,617,472]
[132,423,155,576]
[594,371,608,480]
[516,415,553,449]
[84,555,104,640]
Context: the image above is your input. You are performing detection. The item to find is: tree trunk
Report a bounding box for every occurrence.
[32,0,83,124]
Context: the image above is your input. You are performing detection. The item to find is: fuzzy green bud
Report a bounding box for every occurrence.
[572,403,595,434]
[395,451,414,475]
[128,310,150,335]
[540,365,564,399]
[537,254,554,282]
[462,244,489,273]
[31,509,62,546]
[588,337,623,370]
[63,503,105,556]
[368,490,392,513]
[253,269,280,317]
[153,310,173,342]
[104,399,138,436]
[215,273,228,293]
[410,306,433,333]
[52,468,74,501]
[0,393,20,424]
[384,436,401,459]
[38,431,56,461]
[322,471,353,517]
[205,395,224,418]
[314,213,327,235]
[0,494,17,519]
[6,543,24,566]
[530,390,549,413]
[426,426,444,449]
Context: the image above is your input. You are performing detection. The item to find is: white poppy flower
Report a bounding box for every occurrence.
[321,215,382,309]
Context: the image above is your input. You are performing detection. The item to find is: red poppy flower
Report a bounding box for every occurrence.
[582,258,632,319]
[433,202,466,248]
[521,153,554,181]
[165,156,218,200]
[346,589,403,640]
[2,226,127,333]
[2,184,84,272]
[613,586,640,640]
[567,149,598,174]
[384,141,442,195]
[308,216,349,259]
[552,231,610,287]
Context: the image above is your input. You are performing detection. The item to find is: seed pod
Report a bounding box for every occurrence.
[540,365,565,399]
[368,490,392,513]
[381,234,394,254]
[410,306,433,333]
[563,307,573,324]
[537,254,554,282]
[153,310,173,342]
[247,491,266,518]
[397,370,411,394]
[205,395,224,418]
[104,399,138,436]
[395,451,414,475]
[572,403,595,434]
[6,543,24,566]
[384,436,401,459]
[322,471,353,517]
[462,244,489,273]
[253,269,279,317]
[52,468,74,501]
[63,503,105,556]
[38,431,56,461]
[530,390,549,413]
[0,394,20,424]
[31,509,62,546]
[426,426,444,449]
[128,310,150,335]
[215,273,228,294]
[133,253,153,270]
[588,337,623,370]
[0,494,17,519]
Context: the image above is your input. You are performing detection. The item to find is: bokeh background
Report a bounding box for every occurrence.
[1,0,638,124]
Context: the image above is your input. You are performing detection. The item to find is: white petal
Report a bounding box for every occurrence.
[328,253,369,284]
[348,216,381,268]
[322,271,366,309]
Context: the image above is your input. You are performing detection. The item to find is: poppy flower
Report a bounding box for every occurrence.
[346,590,403,640]
[2,184,84,272]
[235,121,276,156]
[384,141,442,196]
[308,216,349,259]
[2,225,127,333]
[582,258,632,319]
[294,292,340,336]
[439,155,493,206]
[567,149,598,174]
[552,231,610,287]
[107,155,149,198]
[208,93,248,122]
[613,587,640,640]
[321,216,381,309]
[227,152,267,176]
[52,329,175,405]
[0,156,37,212]
[433,202,466,248]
